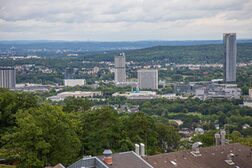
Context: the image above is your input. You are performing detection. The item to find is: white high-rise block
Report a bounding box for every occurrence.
[114,53,126,83]
[138,69,158,90]
[0,67,16,89]
[249,89,252,99]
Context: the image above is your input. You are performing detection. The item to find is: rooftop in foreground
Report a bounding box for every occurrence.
[68,151,152,168]
[144,143,252,168]
[66,143,252,168]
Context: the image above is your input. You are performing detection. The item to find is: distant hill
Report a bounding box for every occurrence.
[0,40,252,52]
[85,43,252,64]
[0,40,252,64]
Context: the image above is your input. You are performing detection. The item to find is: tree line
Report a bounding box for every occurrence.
[0,89,180,168]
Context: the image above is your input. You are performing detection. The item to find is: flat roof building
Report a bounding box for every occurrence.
[48,91,102,101]
[64,79,86,87]
[0,67,16,89]
[138,69,158,90]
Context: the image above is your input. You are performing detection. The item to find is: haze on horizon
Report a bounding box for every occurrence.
[0,0,252,41]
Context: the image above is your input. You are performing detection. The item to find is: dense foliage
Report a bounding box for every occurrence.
[138,98,252,128]
[0,89,180,167]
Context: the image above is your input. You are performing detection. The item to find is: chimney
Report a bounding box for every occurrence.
[140,143,145,157]
[220,130,226,146]
[225,153,235,165]
[103,149,113,165]
[135,144,140,155]
[215,132,221,146]
[190,142,202,157]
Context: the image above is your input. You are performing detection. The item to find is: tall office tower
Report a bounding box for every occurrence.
[249,89,252,99]
[65,68,74,79]
[224,33,237,83]
[114,53,126,83]
[138,69,158,90]
[0,67,16,89]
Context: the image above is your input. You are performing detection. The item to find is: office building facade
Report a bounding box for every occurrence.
[64,79,86,87]
[224,33,237,83]
[0,67,16,89]
[65,68,74,79]
[114,53,126,83]
[138,69,158,90]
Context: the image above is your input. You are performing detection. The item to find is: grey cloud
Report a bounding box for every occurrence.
[1,0,251,23]
[0,0,251,40]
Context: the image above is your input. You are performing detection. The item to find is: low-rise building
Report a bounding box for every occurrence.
[113,91,157,100]
[194,83,241,100]
[114,81,138,87]
[64,79,86,87]
[243,101,252,108]
[48,91,102,101]
[15,84,51,92]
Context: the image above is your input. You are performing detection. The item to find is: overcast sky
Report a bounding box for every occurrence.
[0,0,252,41]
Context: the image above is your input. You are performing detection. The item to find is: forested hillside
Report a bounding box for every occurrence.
[123,43,252,63]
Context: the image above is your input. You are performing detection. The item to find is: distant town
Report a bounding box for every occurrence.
[1,34,252,168]
[1,34,252,105]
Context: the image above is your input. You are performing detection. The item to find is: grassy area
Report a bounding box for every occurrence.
[167,112,202,116]
[0,165,16,168]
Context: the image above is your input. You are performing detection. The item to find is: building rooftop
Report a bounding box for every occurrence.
[68,151,152,168]
[66,143,252,168]
[0,67,15,70]
[97,151,152,168]
[144,143,252,168]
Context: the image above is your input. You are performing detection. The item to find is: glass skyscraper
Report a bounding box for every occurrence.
[223,33,237,83]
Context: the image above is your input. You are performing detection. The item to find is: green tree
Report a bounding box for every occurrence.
[0,89,38,129]
[63,97,93,113]
[80,106,122,155]
[123,112,158,154]
[2,104,81,168]
[156,123,180,152]
[192,130,216,147]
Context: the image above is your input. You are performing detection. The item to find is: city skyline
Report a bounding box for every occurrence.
[0,0,252,41]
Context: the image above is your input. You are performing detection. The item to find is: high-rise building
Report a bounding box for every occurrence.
[249,89,252,99]
[114,53,126,83]
[65,68,74,79]
[138,69,158,90]
[224,33,237,83]
[0,67,16,89]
